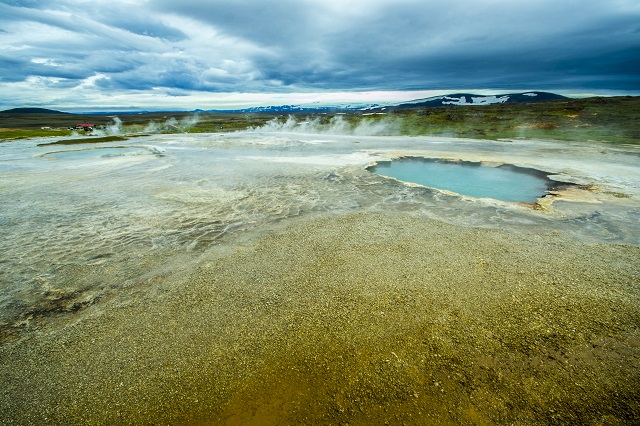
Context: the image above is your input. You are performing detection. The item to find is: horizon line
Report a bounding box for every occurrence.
[3,89,639,114]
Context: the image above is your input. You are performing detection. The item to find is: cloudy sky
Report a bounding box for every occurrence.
[1,0,639,111]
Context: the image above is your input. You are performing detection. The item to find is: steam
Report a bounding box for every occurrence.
[143,120,164,133]
[84,114,201,136]
[143,114,200,133]
[92,117,123,136]
[107,117,123,135]
[249,114,399,136]
[178,114,200,128]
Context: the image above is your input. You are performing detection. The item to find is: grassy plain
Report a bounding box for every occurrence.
[0,111,274,141]
[392,95,640,143]
[1,96,639,144]
[38,135,129,146]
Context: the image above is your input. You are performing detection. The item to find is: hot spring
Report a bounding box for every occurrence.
[1,131,640,425]
[368,157,555,203]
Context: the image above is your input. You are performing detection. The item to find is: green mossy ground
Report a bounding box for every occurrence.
[2,96,639,144]
[389,96,640,143]
[37,135,129,146]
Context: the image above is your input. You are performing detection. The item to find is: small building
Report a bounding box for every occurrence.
[75,123,95,132]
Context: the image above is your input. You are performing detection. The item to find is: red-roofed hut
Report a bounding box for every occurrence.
[75,123,95,132]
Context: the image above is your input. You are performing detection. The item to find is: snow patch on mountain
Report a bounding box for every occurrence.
[199,92,565,113]
[442,95,510,105]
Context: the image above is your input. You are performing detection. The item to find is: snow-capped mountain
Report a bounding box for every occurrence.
[216,103,382,113]
[385,92,566,110]
[209,92,566,113]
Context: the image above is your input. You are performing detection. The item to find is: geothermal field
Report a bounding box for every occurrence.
[1,118,639,423]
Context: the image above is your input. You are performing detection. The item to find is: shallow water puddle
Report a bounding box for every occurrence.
[369,157,553,203]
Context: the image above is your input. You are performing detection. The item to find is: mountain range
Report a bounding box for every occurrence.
[380,91,566,110]
[206,91,567,113]
[1,92,567,115]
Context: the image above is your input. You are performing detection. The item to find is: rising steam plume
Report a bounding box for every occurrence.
[143,115,200,133]
[249,115,400,136]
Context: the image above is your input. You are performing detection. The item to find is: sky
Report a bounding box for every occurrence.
[1,0,639,111]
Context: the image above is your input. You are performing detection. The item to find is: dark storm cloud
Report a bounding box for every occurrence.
[0,0,638,109]
[148,0,640,91]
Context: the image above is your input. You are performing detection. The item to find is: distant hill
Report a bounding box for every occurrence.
[383,92,567,110]
[207,91,567,113]
[210,104,347,114]
[0,107,70,114]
